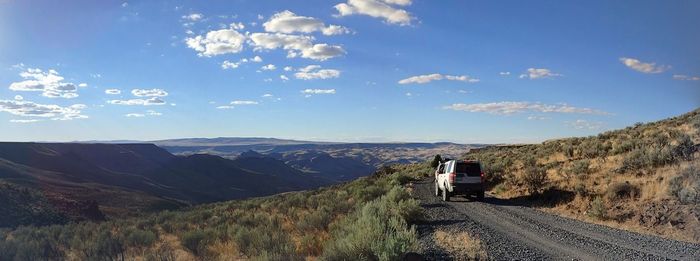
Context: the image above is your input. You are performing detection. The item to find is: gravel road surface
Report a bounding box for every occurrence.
[414,179,700,260]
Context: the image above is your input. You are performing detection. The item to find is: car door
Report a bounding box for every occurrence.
[436,163,446,188]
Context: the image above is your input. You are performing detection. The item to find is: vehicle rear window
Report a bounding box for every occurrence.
[456,162,481,176]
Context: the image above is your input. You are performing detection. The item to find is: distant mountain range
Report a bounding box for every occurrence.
[0,139,481,227]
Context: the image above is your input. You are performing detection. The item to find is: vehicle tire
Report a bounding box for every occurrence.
[442,185,450,202]
[434,180,440,197]
[477,191,485,201]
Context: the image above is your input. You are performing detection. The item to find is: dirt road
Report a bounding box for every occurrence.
[413,179,700,260]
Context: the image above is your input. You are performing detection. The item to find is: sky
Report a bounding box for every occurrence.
[0,0,698,143]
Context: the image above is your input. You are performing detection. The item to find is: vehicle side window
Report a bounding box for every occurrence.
[445,161,452,173]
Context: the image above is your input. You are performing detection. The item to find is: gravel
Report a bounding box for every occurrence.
[413,179,700,260]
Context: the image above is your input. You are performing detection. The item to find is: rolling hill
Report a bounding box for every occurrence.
[0,142,330,226]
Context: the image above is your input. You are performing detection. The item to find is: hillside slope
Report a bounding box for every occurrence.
[0,143,329,226]
[0,164,429,260]
[467,108,700,242]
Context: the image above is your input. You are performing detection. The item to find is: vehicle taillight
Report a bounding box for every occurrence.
[449,172,456,183]
[480,172,485,183]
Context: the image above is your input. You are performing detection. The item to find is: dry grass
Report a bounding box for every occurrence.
[433,230,488,260]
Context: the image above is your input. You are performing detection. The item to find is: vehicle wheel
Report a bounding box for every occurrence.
[442,186,450,202]
[434,180,440,197]
[477,191,485,201]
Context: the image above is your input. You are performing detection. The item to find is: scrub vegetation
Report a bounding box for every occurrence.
[0,164,431,260]
[468,108,700,242]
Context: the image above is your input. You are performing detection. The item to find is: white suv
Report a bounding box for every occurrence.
[434,160,484,201]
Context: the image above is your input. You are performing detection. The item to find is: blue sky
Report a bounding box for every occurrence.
[0,0,698,143]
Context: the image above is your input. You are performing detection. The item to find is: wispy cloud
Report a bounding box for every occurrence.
[672,74,700,81]
[519,68,562,79]
[0,99,87,120]
[619,57,669,74]
[302,89,336,95]
[105,89,121,95]
[567,119,603,130]
[294,65,341,80]
[443,101,609,115]
[398,73,479,84]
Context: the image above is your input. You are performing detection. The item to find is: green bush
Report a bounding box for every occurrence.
[522,166,547,195]
[181,229,213,256]
[321,189,418,260]
[567,159,590,177]
[588,196,606,220]
[123,228,157,248]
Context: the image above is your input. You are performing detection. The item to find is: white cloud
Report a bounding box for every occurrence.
[527,115,551,120]
[182,13,204,22]
[78,83,88,87]
[222,60,240,69]
[261,64,276,70]
[14,95,23,100]
[334,0,414,26]
[567,119,603,130]
[121,2,128,7]
[264,10,350,36]
[499,72,510,76]
[105,89,121,95]
[0,99,87,120]
[10,119,41,123]
[9,68,81,99]
[248,33,345,61]
[280,75,289,81]
[230,22,245,30]
[262,93,273,97]
[398,73,479,84]
[230,100,259,105]
[443,101,609,115]
[619,57,669,74]
[294,65,341,80]
[186,27,246,57]
[519,68,562,79]
[125,113,145,117]
[301,88,336,94]
[672,74,700,81]
[108,97,166,106]
[216,105,235,109]
[284,66,293,71]
[131,89,168,97]
[251,55,263,62]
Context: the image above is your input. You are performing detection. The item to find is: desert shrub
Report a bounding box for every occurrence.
[321,189,418,260]
[181,229,214,256]
[612,139,637,155]
[606,181,639,200]
[122,227,156,248]
[522,166,547,195]
[145,244,177,261]
[563,142,575,158]
[574,182,587,196]
[588,196,606,220]
[620,149,646,171]
[567,159,590,177]
[668,165,700,204]
[673,134,695,161]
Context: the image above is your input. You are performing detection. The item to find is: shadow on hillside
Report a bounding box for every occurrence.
[484,188,576,208]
